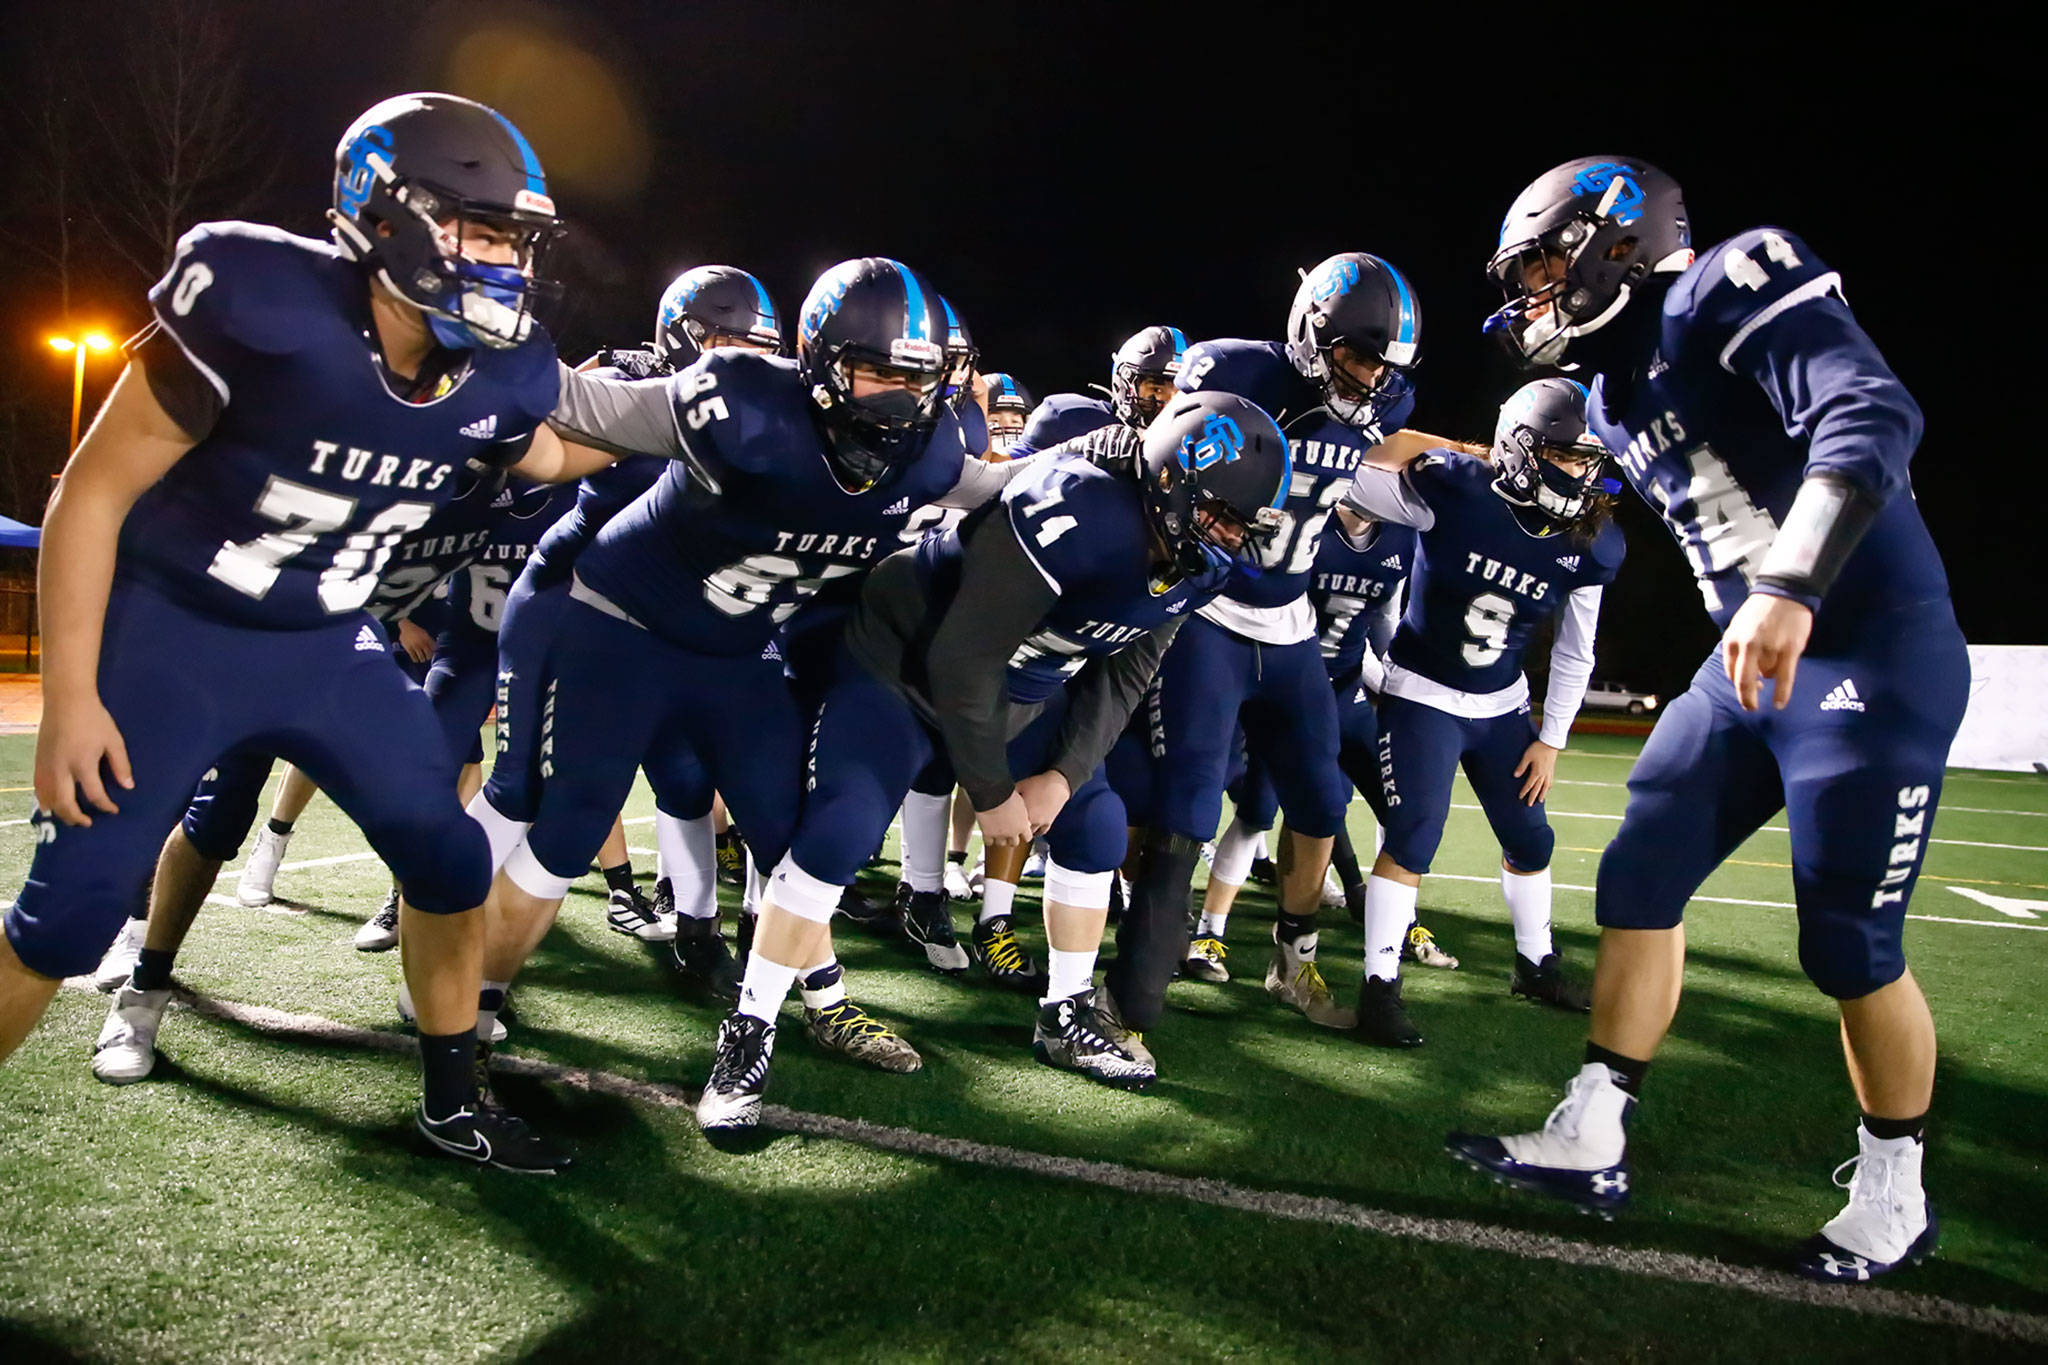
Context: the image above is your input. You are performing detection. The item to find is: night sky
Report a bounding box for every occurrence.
[0,4,2021,692]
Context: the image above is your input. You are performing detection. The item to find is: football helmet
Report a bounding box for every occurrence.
[1140,391,1291,579]
[797,258,955,491]
[1485,157,1693,366]
[1108,325,1187,428]
[982,372,1034,455]
[327,92,562,350]
[1285,253,1419,429]
[654,265,783,367]
[1489,377,1608,524]
[939,296,978,398]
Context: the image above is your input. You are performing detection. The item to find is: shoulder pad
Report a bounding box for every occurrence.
[1665,228,1844,370]
[1020,393,1116,452]
[1175,339,1297,412]
[1005,456,1130,585]
[1406,448,1490,497]
[1590,520,1628,575]
[667,350,807,476]
[150,221,340,360]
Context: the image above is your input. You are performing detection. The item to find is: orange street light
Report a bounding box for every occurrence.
[47,328,118,454]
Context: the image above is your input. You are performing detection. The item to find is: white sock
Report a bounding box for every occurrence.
[1211,816,1263,886]
[900,792,949,893]
[1041,946,1097,1005]
[738,953,801,1024]
[1197,911,1228,938]
[656,810,718,920]
[978,876,1018,924]
[1362,875,1417,982]
[1501,865,1554,963]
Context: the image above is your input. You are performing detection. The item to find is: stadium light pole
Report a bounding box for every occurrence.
[47,329,116,455]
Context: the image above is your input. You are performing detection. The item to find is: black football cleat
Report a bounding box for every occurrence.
[416,1100,573,1174]
[1355,975,1425,1048]
[1511,952,1591,1013]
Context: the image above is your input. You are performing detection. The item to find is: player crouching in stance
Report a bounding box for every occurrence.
[4,94,613,1172]
[698,393,1290,1133]
[1341,378,1623,1045]
[1446,158,1966,1284]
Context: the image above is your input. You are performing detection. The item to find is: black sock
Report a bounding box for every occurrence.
[601,861,636,895]
[1275,911,1318,945]
[266,817,294,837]
[130,947,177,992]
[948,849,967,865]
[419,1029,478,1121]
[800,961,843,995]
[1861,1111,1927,1144]
[1584,1042,1649,1096]
[1330,827,1365,895]
[715,831,733,851]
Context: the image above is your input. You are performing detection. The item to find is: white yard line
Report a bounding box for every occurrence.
[55,985,2044,1348]
[1447,805,2048,854]
[1427,871,2048,933]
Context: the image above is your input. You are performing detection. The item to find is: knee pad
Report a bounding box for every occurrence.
[1500,822,1555,875]
[1795,876,1908,1000]
[1044,862,1112,911]
[1593,837,1689,931]
[380,817,491,915]
[180,756,272,862]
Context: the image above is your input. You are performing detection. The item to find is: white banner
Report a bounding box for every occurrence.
[1950,645,2048,773]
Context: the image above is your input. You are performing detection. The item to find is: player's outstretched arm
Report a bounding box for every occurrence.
[510,422,618,484]
[35,360,199,825]
[1365,429,1485,469]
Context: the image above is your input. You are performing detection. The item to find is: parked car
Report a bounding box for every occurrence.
[1582,681,1659,715]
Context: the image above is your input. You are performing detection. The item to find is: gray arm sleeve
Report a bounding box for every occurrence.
[927,516,1062,810]
[935,451,1033,510]
[1047,618,1182,794]
[547,361,683,459]
[1341,464,1436,530]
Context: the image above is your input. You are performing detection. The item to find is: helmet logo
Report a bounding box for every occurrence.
[1310,257,1361,302]
[800,268,855,341]
[1570,163,1644,226]
[889,337,943,367]
[337,124,394,219]
[1177,413,1245,472]
[514,187,555,217]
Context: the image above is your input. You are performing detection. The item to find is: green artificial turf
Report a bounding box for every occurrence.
[1,730,2043,1362]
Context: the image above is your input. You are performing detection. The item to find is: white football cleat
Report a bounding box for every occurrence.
[1446,1063,1634,1217]
[92,985,172,1084]
[235,825,292,907]
[1793,1127,1937,1283]
[397,981,507,1044]
[1021,840,1048,880]
[1319,866,1347,909]
[92,917,149,993]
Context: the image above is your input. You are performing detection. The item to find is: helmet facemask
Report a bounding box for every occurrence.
[809,339,951,492]
[1483,219,1642,368]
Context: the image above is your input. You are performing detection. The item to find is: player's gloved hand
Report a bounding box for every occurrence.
[1514,739,1559,805]
[1722,592,1814,712]
[34,690,134,827]
[1015,770,1072,837]
[395,616,435,664]
[977,792,1035,848]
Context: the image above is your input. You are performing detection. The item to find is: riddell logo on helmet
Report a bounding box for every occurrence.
[514,188,555,216]
[890,337,943,367]
[1176,413,1245,472]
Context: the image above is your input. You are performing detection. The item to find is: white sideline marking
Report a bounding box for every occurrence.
[1426,872,2048,933]
[1537,791,2048,819]
[75,985,2048,1348]
[1448,805,2048,854]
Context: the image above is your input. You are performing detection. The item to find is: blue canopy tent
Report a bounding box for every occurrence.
[0,515,39,549]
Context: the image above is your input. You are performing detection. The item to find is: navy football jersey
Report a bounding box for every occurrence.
[1587,228,1946,643]
[448,481,581,633]
[529,360,672,573]
[1010,393,1118,458]
[575,349,973,655]
[1176,339,1417,609]
[1308,521,1416,682]
[1388,452,1624,694]
[120,222,559,629]
[913,454,1229,704]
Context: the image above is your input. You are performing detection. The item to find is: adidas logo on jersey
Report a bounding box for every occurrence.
[762,639,783,662]
[459,414,499,440]
[1556,554,1580,570]
[1819,679,1866,712]
[882,497,911,516]
[354,624,385,653]
[1166,599,1188,614]
[1380,555,1403,569]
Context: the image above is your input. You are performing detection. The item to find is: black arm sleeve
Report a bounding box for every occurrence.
[926,515,1061,811]
[127,321,223,442]
[1046,618,1182,794]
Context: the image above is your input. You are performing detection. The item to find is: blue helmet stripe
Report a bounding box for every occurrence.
[485,109,547,194]
[1374,255,1418,349]
[889,260,930,343]
[748,271,777,330]
[1167,326,1188,360]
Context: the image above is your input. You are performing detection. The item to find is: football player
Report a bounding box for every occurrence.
[6,93,615,1172]
[1342,378,1624,1045]
[697,391,1291,1132]
[1008,325,1186,459]
[476,259,1016,1082]
[1121,256,1452,1042]
[1445,159,1966,1285]
[982,373,1033,456]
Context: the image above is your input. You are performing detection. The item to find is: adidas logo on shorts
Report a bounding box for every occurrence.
[354,624,385,653]
[883,497,911,516]
[460,414,499,440]
[1380,554,1403,568]
[1819,679,1866,712]
[1556,554,1580,570]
